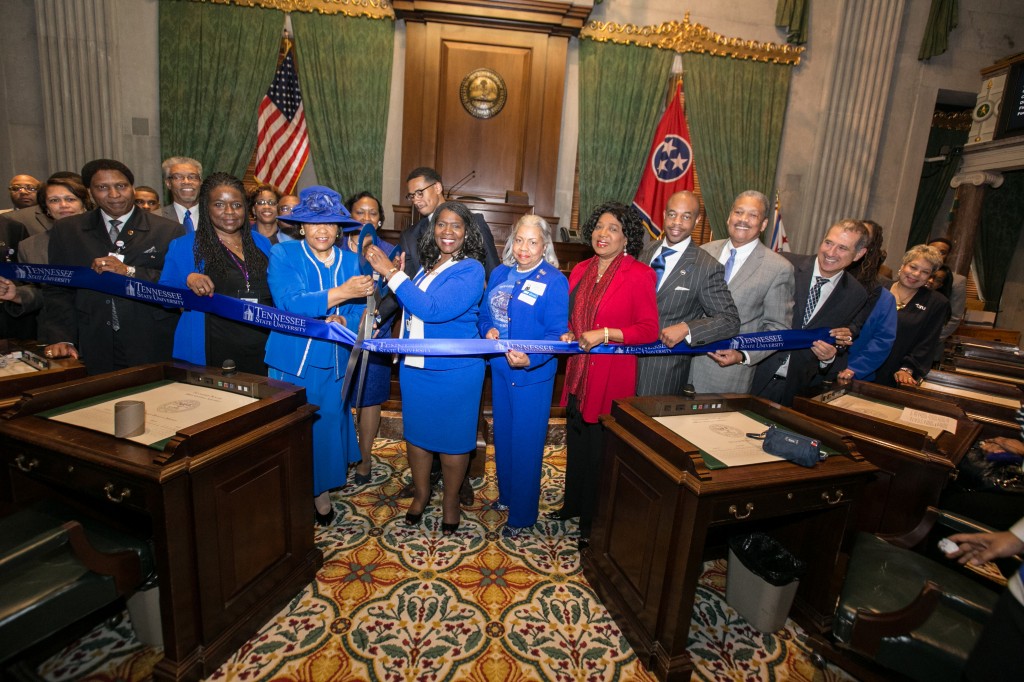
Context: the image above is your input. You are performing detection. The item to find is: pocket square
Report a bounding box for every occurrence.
[675,286,690,291]
[144,246,157,253]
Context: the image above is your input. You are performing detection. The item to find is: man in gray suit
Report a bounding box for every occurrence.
[160,156,202,233]
[636,191,740,396]
[690,191,795,394]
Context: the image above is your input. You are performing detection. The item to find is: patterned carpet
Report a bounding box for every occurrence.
[34,439,857,681]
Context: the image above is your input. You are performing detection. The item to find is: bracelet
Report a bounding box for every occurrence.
[386,267,399,279]
[603,327,609,344]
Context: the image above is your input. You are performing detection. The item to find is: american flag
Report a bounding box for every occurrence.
[769,194,790,252]
[254,40,309,195]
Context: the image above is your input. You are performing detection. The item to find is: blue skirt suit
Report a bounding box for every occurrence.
[159,231,273,370]
[389,258,485,454]
[264,240,360,494]
[340,238,395,407]
[478,263,569,528]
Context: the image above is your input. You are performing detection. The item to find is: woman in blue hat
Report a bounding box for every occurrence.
[264,186,373,526]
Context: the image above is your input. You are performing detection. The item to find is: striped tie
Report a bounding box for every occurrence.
[802,276,829,327]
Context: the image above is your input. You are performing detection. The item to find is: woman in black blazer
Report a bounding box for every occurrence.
[877,244,950,387]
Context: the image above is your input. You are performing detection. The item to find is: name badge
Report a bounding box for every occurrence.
[521,280,546,296]
[517,290,538,305]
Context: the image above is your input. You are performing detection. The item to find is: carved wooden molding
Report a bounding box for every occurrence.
[192,0,396,20]
[393,0,591,36]
[580,11,804,65]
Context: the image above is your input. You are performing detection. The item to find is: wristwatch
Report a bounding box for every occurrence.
[125,265,136,277]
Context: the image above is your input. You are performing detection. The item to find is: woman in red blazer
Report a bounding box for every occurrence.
[550,201,659,550]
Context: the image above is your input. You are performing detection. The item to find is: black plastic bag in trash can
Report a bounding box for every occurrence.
[728,532,807,586]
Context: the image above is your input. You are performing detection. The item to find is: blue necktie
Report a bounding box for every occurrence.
[802,276,829,327]
[650,247,675,287]
[723,248,737,282]
[182,209,195,235]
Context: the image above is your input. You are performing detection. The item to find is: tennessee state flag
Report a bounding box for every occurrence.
[632,82,695,239]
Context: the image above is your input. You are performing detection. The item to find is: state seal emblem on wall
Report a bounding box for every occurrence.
[460,68,507,119]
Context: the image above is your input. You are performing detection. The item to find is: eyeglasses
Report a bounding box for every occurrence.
[168,173,201,183]
[254,199,277,206]
[9,185,37,192]
[278,205,295,214]
[405,183,436,201]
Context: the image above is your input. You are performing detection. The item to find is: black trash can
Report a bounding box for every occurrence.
[726,532,807,632]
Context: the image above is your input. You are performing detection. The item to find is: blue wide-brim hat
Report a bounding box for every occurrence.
[287,186,361,229]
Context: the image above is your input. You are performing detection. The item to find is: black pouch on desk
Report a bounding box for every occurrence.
[748,426,821,468]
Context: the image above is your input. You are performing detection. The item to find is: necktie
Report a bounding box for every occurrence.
[108,218,123,332]
[650,247,676,288]
[723,248,737,282]
[802,276,829,327]
[182,209,195,235]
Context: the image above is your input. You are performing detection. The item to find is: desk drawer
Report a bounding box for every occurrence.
[6,447,148,512]
[709,482,849,524]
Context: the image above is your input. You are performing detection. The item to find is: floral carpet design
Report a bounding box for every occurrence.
[33,439,856,681]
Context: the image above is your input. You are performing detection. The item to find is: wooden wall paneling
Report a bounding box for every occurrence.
[400,21,568,223]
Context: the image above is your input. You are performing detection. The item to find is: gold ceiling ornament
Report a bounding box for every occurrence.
[580,11,803,65]
[194,0,396,20]
[931,110,972,131]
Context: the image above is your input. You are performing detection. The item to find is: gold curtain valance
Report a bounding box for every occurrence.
[580,11,803,65]
[192,0,395,20]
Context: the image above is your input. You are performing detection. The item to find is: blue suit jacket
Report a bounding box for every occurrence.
[478,263,569,385]
[159,231,273,366]
[265,240,359,377]
[392,257,485,370]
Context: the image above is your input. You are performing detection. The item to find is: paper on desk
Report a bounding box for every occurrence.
[48,381,257,446]
[654,411,784,467]
[898,407,957,438]
[919,380,1020,408]
[0,358,38,377]
[828,394,953,439]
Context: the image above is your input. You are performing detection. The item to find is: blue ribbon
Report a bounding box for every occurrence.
[1,263,833,357]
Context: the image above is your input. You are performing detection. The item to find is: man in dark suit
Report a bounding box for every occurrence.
[160,156,202,233]
[752,219,870,406]
[396,166,500,276]
[42,159,184,374]
[6,174,40,210]
[635,191,740,396]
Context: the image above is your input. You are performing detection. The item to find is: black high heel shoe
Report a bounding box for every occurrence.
[404,509,424,526]
[315,507,336,527]
[441,520,460,536]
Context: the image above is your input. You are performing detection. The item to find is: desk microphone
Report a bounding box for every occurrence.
[222,359,237,377]
[445,170,476,200]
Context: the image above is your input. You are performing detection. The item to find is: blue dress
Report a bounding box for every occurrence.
[339,237,395,407]
[264,240,361,494]
[389,257,485,454]
[478,263,569,527]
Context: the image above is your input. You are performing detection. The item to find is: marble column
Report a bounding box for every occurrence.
[947,171,1004,276]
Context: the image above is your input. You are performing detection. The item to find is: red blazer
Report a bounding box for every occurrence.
[561,255,660,423]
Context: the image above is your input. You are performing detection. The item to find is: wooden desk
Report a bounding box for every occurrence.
[585,395,875,682]
[0,342,86,410]
[0,363,321,682]
[943,356,1024,388]
[951,338,1023,366]
[795,382,981,535]
[898,369,1022,439]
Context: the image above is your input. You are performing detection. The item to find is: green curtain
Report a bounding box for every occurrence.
[919,0,959,60]
[577,40,672,220]
[159,0,282,177]
[775,0,809,45]
[291,13,394,200]
[680,53,793,240]
[976,170,1024,310]
[905,125,967,249]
